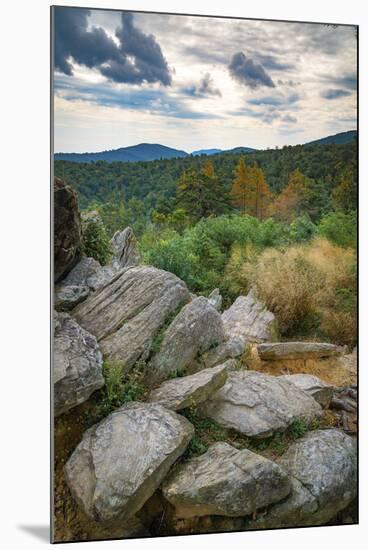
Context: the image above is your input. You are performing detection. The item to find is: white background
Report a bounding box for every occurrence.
[1,0,366,548]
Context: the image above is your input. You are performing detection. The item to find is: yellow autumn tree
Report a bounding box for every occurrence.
[231,157,272,219]
[269,169,310,222]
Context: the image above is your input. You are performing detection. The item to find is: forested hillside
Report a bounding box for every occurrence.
[54,140,357,224]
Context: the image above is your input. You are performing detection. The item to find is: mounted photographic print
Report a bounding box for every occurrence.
[51,5,358,543]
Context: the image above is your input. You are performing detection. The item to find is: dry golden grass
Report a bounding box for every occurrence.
[225,238,356,346]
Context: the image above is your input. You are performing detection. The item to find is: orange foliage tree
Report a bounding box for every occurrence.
[231,157,272,219]
[269,169,310,222]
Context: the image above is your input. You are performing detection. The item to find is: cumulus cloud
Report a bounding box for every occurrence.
[54,8,171,86]
[321,89,352,99]
[228,52,275,89]
[182,73,222,97]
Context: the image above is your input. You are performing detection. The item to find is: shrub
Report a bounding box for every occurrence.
[318,211,357,248]
[82,220,113,265]
[96,360,148,418]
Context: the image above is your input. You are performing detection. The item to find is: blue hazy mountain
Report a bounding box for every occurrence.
[54,143,189,163]
[191,148,223,156]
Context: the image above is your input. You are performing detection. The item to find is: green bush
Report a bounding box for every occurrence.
[318,211,357,248]
[288,215,317,243]
[82,220,113,265]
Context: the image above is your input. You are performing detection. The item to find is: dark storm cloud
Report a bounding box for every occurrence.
[321,89,352,100]
[100,13,171,85]
[228,53,275,89]
[54,8,171,86]
[182,73,221,98]
[321,73,357,91]
[54,7,120,75]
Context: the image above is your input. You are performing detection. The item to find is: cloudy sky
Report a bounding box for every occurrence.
[53,7,357,153]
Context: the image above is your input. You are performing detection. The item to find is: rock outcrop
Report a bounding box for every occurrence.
[147,363,229,411]
[54,178,82,282]
[64,403,194,522]
[53,312,104,416]
[54,257,102,310]
[257,342,343,361]
[162,442,291,518]
[111,227,140,269]
[74,266,190,371]
[147,297,225,383]
[199,371,322,438]
[222,291,278,344]
[278,374,333,408]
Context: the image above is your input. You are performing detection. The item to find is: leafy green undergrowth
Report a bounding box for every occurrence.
[92,359,148,421]
[181,405,327,461]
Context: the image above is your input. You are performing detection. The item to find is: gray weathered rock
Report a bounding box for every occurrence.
[162,442,291,518]
[74,266,190,371]
[147,363,228,411]
[147,297,225,383]
[207,288,222,311]
[257,342,343,361]
[53,312,104,416]
[278,374,334,408]
[54,178,82,282]
[54,284,90,311]
[64,402,194,522]
[201,336,247,368]
[54,257,102,310]
[277,429,357,523]
[246,476,318,529]
[111,227,140,269]
[199,371,322,438]
[222,291,278,344]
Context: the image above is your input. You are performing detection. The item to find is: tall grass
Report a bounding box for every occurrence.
[225,237,356,346]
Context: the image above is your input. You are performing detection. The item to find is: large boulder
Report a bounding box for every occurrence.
[246,476,318,530]
[111,227,140,269]
[276,429,357,524]
[162,442,291,518]
[54,178,82,282]
[147,363,229,411]
[53,312,104,416]
[257,342,343,361]
[54,284,90,312]
[199,371,322,438]
[74,266,190,371]
[147,297,225,383]
[278,374,334,408]
[222,291,278,344]
[64,402,194,522]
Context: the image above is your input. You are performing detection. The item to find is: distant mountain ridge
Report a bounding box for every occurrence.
[305,130,357,147]
[54,143,188,163]
[54,130,357,164]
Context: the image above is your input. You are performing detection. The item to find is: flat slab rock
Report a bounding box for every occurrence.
[73,266,190,371]
[257,342,343,361]
[53,312,104,416]
[222,291,278,344]
[278,374,334,408]
[65,402,194,523]
[162,442,291,518]
[147,363,228,411]
[199,371,322,438]
[147,296,225,384]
